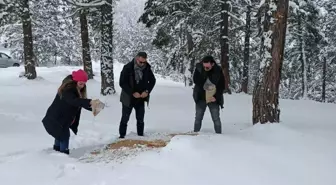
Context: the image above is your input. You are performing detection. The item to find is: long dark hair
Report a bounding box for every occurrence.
[57,75,87,98]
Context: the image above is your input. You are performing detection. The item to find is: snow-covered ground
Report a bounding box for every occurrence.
[0,62,335,185]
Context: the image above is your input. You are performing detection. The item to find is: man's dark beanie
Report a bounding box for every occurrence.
[201,55,215,63]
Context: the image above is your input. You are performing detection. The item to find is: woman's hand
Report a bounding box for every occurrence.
[90,99,101,106]
[90,99,104,116]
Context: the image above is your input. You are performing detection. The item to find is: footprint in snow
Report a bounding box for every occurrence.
[0,150,28,164]
[55,163,78,179]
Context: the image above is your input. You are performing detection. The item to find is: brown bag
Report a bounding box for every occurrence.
[205,86,216,103]
[203,78,216,103]
[91,100,105,116]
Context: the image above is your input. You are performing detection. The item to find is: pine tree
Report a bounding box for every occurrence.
[64,0,116,95]
[284,0,322,100]
[1,0,37,79]
[252,0,290,124]
[100,0,115,95]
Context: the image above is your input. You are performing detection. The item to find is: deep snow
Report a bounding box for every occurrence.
[0,62,335,185]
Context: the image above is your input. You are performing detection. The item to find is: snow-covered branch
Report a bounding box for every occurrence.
[64,7,82,18]
[64,0,110,7]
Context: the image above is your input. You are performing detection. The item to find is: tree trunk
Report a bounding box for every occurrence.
[298,14,308,99]
[252,0,289,124]
[100,0,115,95]
[219,0,231,94]
[186,28,195,86]
[21,0,36,79]
[321,56,327,102]
[242,4,251,93]
[80,9,93,79]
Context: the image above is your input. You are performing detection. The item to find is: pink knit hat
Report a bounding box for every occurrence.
[72,69,88,82]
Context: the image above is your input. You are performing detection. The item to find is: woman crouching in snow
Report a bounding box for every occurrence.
[42,69,102,155]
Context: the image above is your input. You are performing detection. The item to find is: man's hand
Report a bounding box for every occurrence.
[210,97,216,102]
[133,92,141,98]
[141,91,149,98]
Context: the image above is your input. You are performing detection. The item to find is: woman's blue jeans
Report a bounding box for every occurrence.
[54,139,69,151]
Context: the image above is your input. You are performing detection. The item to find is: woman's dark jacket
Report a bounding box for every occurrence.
[42,86,92,141]
[192,62,225,108]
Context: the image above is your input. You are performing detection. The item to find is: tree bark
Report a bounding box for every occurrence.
[186,28,195,86]
[22,0,36,79]
[242,4,251,93]
[321,56,327,102]
[252,0,289,124]
[100,0,115,95]
[80,9,93,79]
[219,0,231,94]
[298,13,308,99]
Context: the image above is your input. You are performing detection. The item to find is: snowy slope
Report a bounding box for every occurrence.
[0,62,335,185]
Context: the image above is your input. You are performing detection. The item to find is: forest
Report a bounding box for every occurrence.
[0,0,335,124]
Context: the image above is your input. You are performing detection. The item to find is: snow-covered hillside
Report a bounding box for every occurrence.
[0,62,335,185]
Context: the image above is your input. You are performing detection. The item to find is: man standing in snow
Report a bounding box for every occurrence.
[118,52,156,138]
[192,55,225,134]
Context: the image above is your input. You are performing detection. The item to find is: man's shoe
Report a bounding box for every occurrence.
[119,135,125,139]
[53,145,60,152]
[60,149,70,155]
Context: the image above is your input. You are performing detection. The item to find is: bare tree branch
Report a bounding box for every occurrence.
[64,7,82,18]
[63,0,110,7]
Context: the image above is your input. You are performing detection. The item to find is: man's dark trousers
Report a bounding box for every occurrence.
[119,101,145,137]
[194,100,222,134]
